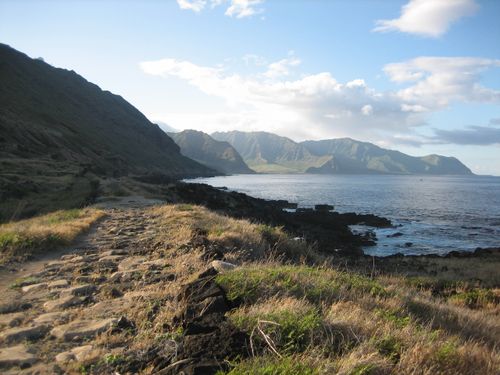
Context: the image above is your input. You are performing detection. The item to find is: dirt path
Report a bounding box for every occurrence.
[0,196,166,374]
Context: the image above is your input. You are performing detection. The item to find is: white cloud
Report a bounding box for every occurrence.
[177,0,206,12]
[263,57,301,79]
[176,0,264,18]
[385,57,500,110]
[361,104,373,116]
[373,0,479,37]
[140,54,500,143]
[225,0,264,18]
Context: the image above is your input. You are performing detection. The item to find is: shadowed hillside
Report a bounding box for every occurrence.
[169,130,255,175]
[0,44,215,220]
[211,131,329,173]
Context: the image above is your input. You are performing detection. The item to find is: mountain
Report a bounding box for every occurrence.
[211,131,329,173]
[0,44,215,220]
[211,131,472,175]
[301,138,473,175]
[169,130,255,174]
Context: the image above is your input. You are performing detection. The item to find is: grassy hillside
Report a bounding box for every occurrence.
[302,138,473,175]
[0,44,215,220]
[212,131,328,173]
[169,130,255,174]
[211,131,472,175]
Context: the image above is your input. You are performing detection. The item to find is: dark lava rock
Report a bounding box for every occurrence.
[161,269,249,375]
[387,232,403,238]
[162,182,392,257]
[315,204,334,212]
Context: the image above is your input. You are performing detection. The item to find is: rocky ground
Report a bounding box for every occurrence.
[0,197,179,374]
[0,192,498,374]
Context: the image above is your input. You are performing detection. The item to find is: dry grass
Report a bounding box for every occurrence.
[33,203,496,375]
[148,204,321,263]
[0,207,105,264]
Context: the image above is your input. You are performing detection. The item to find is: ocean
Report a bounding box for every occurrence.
[186,174,500,256]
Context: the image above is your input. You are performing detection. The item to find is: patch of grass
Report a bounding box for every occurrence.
[349,364,377,375]
[374,308,411,329]
[374,335,405,363]
[216,265,388,305]
[230,298,322,355]
[218,356,321,375]
[433,340,459,366]
[449,288,499,309]
[0,207,104,264]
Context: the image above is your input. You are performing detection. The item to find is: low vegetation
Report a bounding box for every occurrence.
[0,207,104,264]
[0,202,497,374]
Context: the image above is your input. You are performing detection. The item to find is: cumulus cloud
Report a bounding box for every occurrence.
[373,0,479,37]
[176,0,264,18]
[140,54,500,143]
[385,57,500,110]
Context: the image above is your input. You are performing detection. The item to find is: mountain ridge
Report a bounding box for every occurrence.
[211,131,473,175]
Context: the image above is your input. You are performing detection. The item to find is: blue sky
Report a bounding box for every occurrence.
[1,0,499,175]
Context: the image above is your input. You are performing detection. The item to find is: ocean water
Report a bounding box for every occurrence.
[186,174,500,256]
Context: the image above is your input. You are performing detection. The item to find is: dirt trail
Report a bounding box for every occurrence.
[0,196,166,374]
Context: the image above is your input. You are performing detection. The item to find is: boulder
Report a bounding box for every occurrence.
[210,260,237,273]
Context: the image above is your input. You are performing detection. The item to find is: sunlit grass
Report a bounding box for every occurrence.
[0,207,105,264]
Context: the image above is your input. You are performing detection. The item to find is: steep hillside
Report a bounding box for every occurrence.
[211,131,328,173]
[302,138,473,175]
[169,130,254,174]
[0,44,215,220]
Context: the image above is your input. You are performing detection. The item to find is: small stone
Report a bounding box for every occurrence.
[50,318,118,341]
[60,284,96,297]
[22,282,48,293]
[100,249,128,257]
[48,280,69,289]
[33,311,69,325]
[210,260,237,273]
[0,312,24,328]
[43,295,85,312]
[0,345,37,368]
[0,325,49,344]
[98,255,125,263]
[55,344,94,363]
[118,256,145,271]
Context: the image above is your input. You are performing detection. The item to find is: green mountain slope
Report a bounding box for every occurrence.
[211,131,472,175]
[0,44,215,220]
[301,138,473,175]
[169,130,255,174]
[211,131,328,173]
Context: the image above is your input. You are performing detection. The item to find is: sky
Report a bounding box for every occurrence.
[1,0,499,175]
